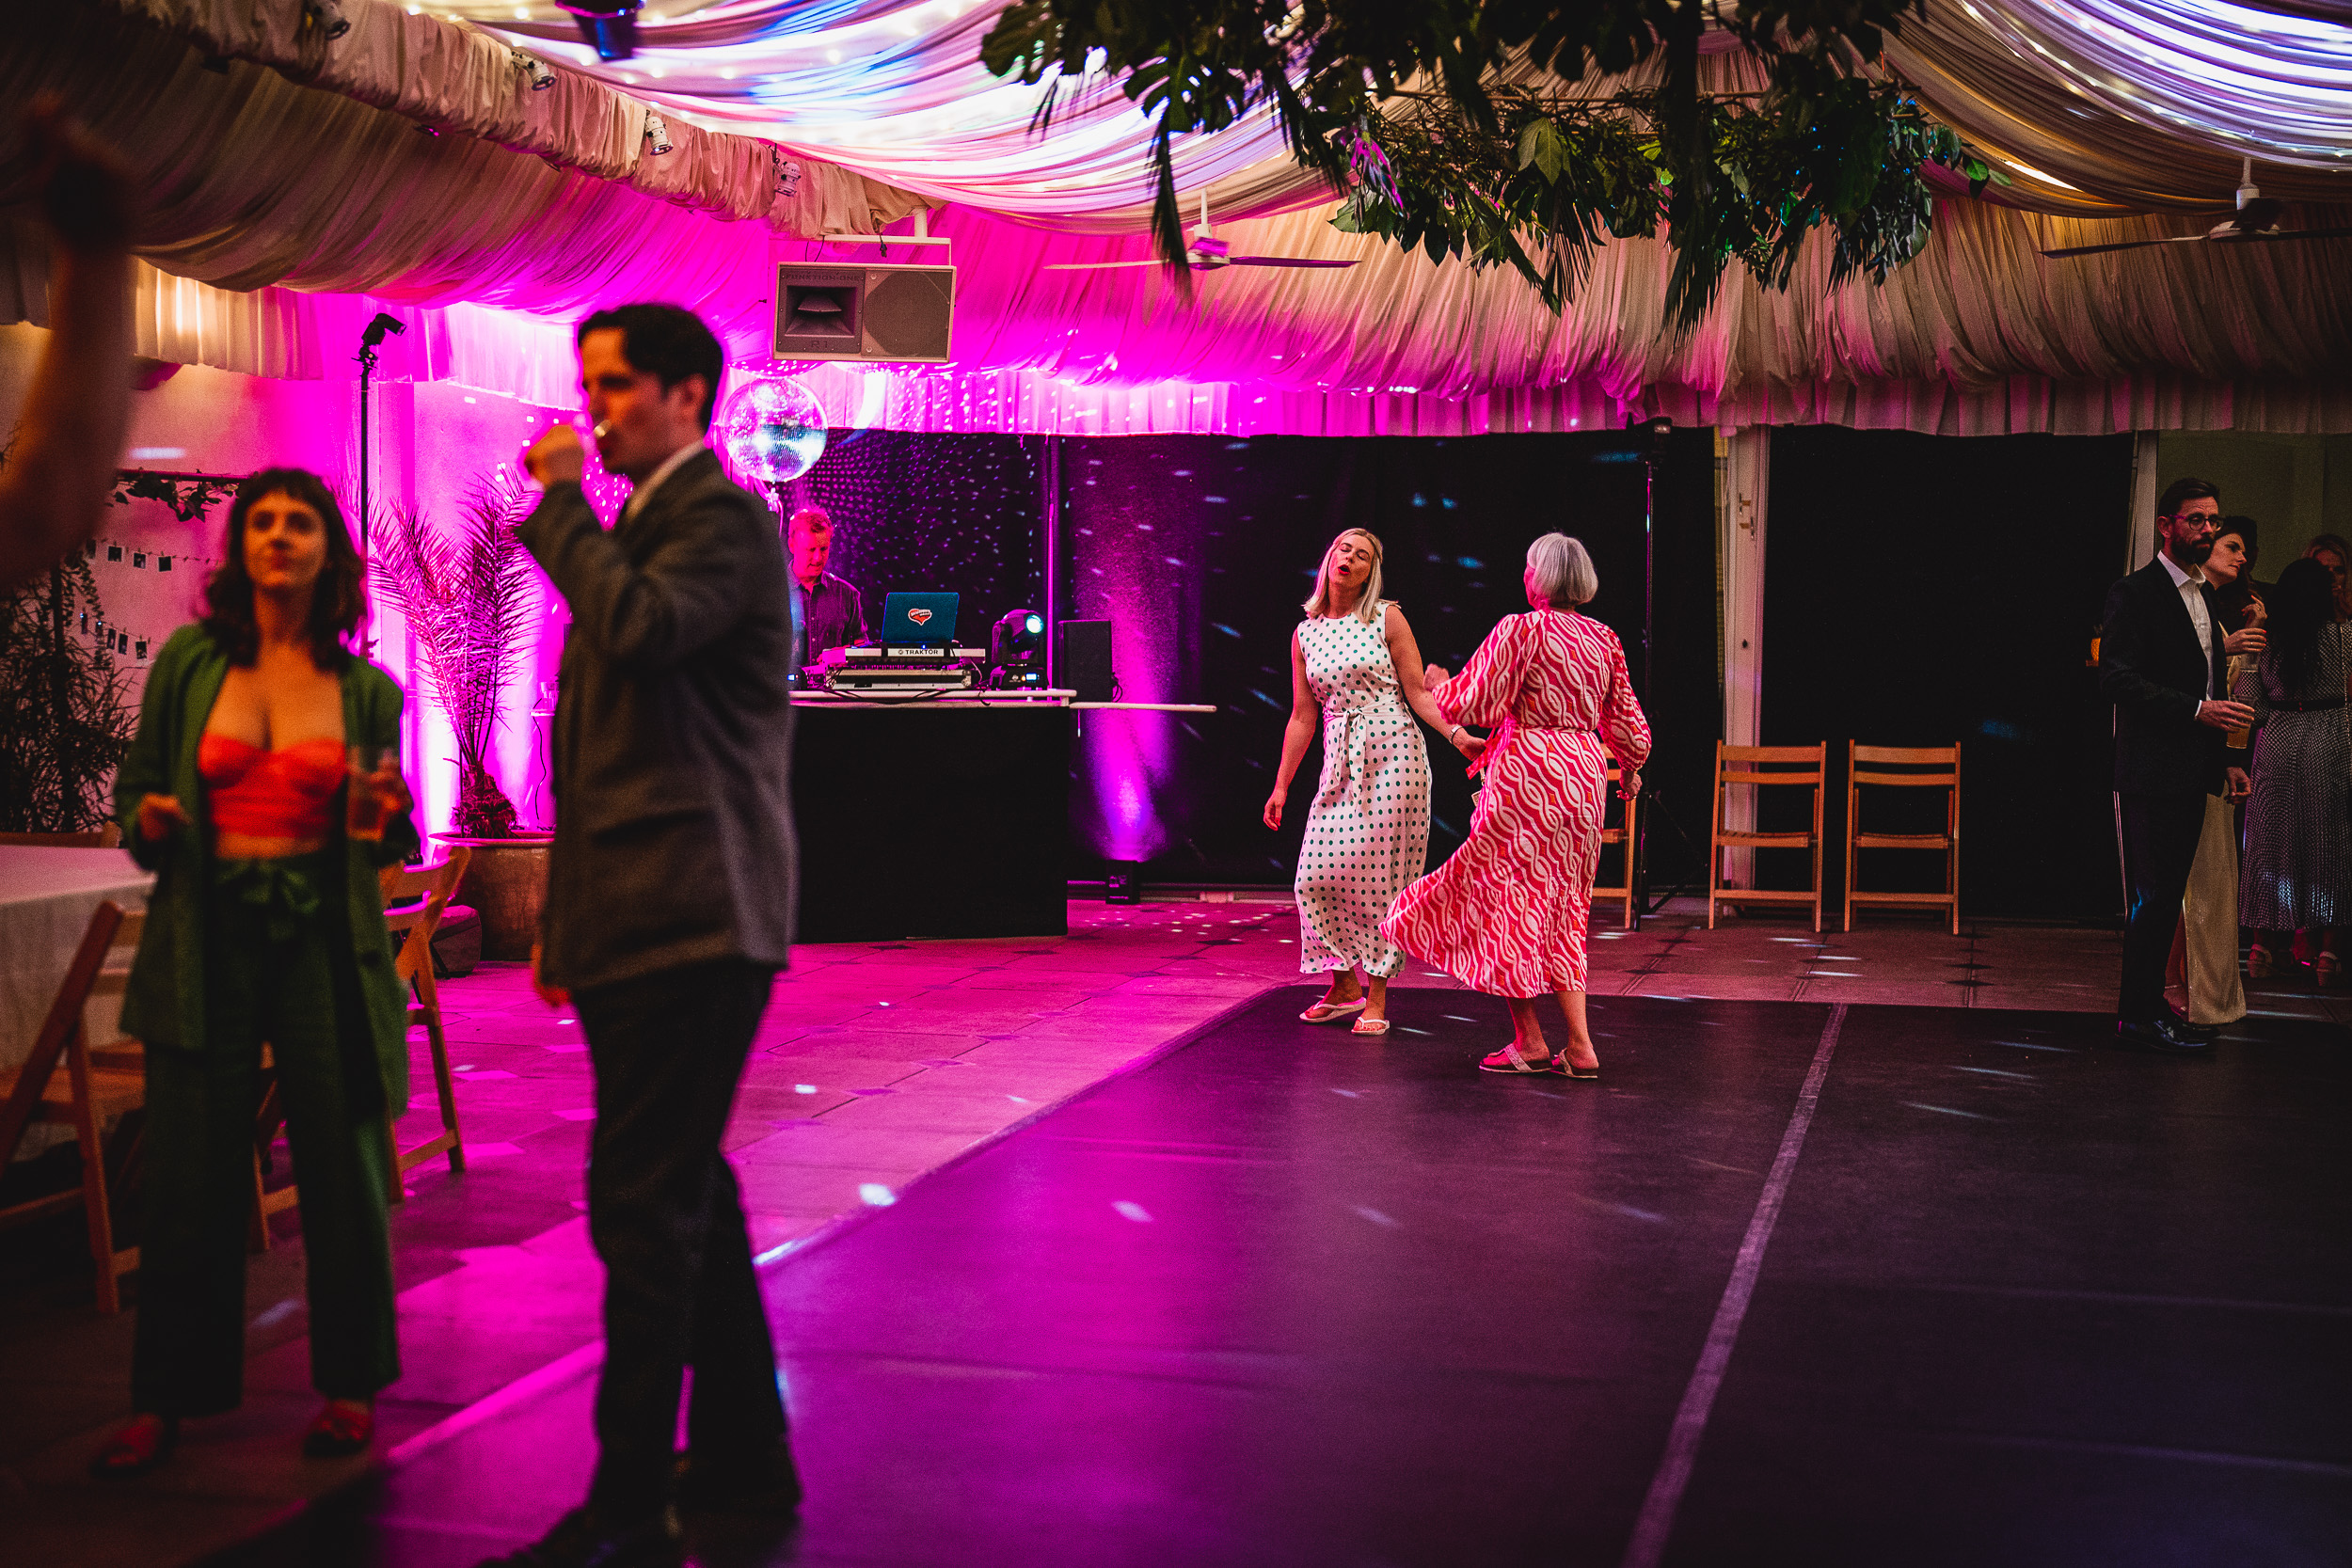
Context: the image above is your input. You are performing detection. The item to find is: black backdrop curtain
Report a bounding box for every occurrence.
[1762,427,2134,921]
[1058,430,1721,891]
[797,425,2137,916]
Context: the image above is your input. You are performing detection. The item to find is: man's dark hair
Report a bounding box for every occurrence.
[2156,476,2220,518]
[577,304,723,431]
[201,467,363,669]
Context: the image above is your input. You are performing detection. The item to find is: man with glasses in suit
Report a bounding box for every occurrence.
[2099,477,2259,1053]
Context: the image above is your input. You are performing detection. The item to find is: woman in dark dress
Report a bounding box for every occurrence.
[2238,557,2352,985]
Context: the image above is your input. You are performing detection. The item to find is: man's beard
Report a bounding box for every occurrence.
[2174,535,2214,566]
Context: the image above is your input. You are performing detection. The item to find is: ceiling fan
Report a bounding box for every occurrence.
[1045,194,1359,273]
[2039,159,2352,259]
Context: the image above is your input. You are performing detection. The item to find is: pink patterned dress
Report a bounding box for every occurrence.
[1382,610,1650,996]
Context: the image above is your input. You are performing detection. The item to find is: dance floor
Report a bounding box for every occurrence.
[5,905,2347,1566]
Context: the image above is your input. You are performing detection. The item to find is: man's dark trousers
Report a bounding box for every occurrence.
[2118,792,2208,1023]
[572,957,787,1516]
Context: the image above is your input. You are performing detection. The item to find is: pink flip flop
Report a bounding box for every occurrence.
[1300,997,1367,1024]
[1350,1016,1391,1036]
[1478,1042,1552,1074]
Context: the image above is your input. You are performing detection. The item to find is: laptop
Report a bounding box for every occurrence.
[881,592,959,654]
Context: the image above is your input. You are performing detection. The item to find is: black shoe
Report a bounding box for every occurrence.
[2165,1008,2221,1040]
[675,1441,803,1517]
[2115,1014,2214,1054]
[474,1506,684,1568]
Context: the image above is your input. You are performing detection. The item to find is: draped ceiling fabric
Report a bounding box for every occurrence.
[458,0,2352,218]
[1,0,2349,434]
[1886,0,2352,212]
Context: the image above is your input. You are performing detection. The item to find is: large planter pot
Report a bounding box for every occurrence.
[434,834,552,961]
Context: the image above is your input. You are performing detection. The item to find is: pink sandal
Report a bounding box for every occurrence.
[1478,1042,1553,1074]
[1300,997,1367,1024]
[1350,1016,1391,1036]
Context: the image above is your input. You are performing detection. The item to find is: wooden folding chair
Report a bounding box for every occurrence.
[0,902,146,1312]
[1708,742,1827,931]
[0,825,122,847]
[381,849,471,1184]
[249,849,472,1244]
[1597,765,1640,930]
[1844,741,1963,934]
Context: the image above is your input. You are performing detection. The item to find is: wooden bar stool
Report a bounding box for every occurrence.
[1708,742,1827,931]
[1844,741,1963,934]
[1597,765,1639,930]
[0,902,146,1312]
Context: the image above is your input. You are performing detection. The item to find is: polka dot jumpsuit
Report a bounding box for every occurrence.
[1294,604,1433,979]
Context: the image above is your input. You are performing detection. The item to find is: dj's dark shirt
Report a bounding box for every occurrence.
[793,571,868,667]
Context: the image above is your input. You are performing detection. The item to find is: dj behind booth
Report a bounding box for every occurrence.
[791,593,1080,943]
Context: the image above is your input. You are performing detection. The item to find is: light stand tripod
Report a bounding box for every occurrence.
[1628,414,1704,925]
[355,311,405,547]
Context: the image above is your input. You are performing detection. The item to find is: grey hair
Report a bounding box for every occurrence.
[1527,532,1597,608]
[1302,528,1387,624]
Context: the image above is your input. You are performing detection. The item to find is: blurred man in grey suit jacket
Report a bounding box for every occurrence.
[492,306,799,1568]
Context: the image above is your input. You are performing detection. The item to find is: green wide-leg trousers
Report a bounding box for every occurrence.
[130,853,401,1416]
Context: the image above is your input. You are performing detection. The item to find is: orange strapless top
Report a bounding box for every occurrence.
[199,735,345,839]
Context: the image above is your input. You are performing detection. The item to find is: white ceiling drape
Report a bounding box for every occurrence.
[4,0,2349,435]
[440,0,2352,219]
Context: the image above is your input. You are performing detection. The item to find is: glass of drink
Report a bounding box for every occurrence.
[347,745,391,842]
[2224,662,2252,751]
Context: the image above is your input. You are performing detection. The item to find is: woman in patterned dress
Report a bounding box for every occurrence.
[2237,557,2352,983]
[1383,534,1650,1077]
[1263,528,1481,1034]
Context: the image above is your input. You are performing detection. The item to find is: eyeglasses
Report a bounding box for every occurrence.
[2165,513,2222,528]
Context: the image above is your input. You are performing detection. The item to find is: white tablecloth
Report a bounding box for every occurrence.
[1,846,153,1073]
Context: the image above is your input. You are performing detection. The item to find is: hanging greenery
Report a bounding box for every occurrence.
[367,472,537,838]
[110,468,239,522]
[981,0,1998,325]
[1334,77,1979,325]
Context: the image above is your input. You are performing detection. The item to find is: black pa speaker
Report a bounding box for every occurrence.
[1056,619,1113,703]
[773,262,954,363]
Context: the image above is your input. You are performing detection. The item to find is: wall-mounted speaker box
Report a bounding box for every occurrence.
[1056,619,1113,703]
[773,262,954,363]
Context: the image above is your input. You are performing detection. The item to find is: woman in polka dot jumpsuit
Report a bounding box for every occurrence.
[1263,529,1484,1033]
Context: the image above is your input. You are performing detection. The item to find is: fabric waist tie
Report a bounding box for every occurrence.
[1318,696,1405,803]
[213,853,328,946]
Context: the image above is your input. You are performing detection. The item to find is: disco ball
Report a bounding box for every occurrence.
[718,373,827,485]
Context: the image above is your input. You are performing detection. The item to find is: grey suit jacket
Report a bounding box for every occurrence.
[521,447,799,990]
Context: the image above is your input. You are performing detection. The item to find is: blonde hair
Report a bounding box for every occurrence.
[1302,528,1386,624]
[1527,532,1597,608]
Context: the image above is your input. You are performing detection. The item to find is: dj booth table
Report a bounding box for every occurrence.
[789,691,1071,943]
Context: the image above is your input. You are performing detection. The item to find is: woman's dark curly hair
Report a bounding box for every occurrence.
[201,467,365,669]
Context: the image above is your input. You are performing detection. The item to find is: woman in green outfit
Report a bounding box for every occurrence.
[92,468,419,1477]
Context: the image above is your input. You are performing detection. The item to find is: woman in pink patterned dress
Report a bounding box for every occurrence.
[1382,533,1650,1077]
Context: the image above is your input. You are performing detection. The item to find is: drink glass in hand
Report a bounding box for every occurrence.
[347,745,390,842]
